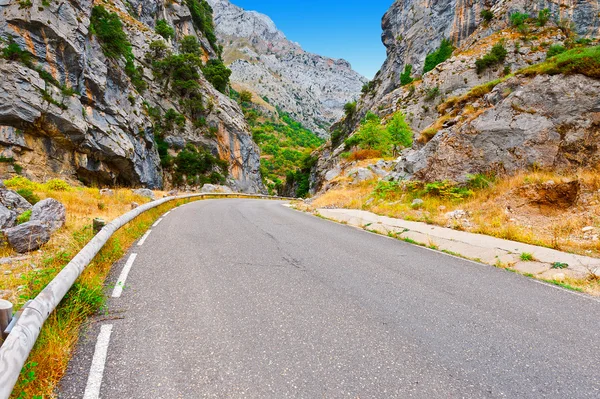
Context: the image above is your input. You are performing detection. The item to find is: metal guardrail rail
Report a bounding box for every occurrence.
[0,192,294,398]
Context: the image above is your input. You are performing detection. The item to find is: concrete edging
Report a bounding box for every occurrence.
[0,192,293,398]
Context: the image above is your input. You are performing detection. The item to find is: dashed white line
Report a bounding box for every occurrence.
[137,230,151,246]
[152,218,163,227]
[83,324,113,399]
[111,253,138,298]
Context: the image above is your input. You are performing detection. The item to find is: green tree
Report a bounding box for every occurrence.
[400,64,414,86]
[239,90,253,103]
[423,39,454,73]
[201,59,231,93]
[180,35,201,56]
[343,101,357,117]
[386,112,413,152]
[155,19,175,40]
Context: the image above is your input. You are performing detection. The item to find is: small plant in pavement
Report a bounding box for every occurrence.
[520,252,534,261]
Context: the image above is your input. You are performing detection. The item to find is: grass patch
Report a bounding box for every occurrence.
[517,45,600,79]
[520,252,534,261]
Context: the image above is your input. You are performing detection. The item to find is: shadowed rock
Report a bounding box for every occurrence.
[30,198,66,233]
[3,221,51,253]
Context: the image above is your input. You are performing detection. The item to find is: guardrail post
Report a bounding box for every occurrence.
[0,299,12,344]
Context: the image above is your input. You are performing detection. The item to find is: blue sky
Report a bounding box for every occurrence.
[230,0,394,78]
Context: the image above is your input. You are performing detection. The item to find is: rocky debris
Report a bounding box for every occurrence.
[133,189,156,201]
[200,184,234,194]
[30,199,66,233]
[347,168,376,184]
[324,166,342,182]
[167,190,179,196]
[100,189,114,196]
[445,210,469,219]
[3,221,51,253]
[207,0,366,137]
[516,180,580,210]
[131,202,140,209]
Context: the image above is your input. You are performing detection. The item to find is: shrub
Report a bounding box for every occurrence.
[347,149,382,161]
[90,5,146,92]
[16,210,32,225]
[423,39,454,74]
[546,44,567,58]
[520,252,534,261]
[386,111,413,150]
[16,188,40,205]
[155,19,175,40]
[4,176,40,190]
[480,9,494,23]
[343,101,357,117]
[425,86,440,101]
[44,179,71,191]
[201,59,231,93]
[467,173,494,189]
[510,12,530,28]
[399,64,414,86]
[180,35,201,55]
[173,144,227,185]
[239,90,252,103]
[2,40,32,65]
[475,42,508,73]
[185,0,218,53]
[536,8,551,27]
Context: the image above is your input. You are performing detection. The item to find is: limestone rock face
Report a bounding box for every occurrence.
[395,75,600,182]
[0,0,264,193]
[206,0,367,137]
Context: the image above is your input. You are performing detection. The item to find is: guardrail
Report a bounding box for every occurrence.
[0,192,295,398]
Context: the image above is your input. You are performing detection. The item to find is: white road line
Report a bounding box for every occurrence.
[111,253,138,298]
[164,211,171,216]
[83,324,113,399]
[152,218,163,227]
[137,230,152,246]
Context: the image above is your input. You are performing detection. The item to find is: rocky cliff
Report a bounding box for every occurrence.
[0,0,264,192]
[206,0,367,138]
[312,0,600,194]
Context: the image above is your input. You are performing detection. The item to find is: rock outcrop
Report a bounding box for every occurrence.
[206,0,367,137]
[0,0,264,193]
[313,0,600,193]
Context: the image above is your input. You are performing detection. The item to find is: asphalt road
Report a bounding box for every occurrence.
[59,199,600,398]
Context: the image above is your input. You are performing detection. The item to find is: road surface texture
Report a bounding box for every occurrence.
[59,199,600,398]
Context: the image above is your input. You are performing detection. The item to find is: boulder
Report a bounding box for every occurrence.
[412,199,424,208]
[0,188,32,214]
[100,189,114,196]
[347,168,376,184]
[4,221,51,253]
[133,189,156,200]
[30,198,66,233]
[0,205,17,229]
[200,184,234,194]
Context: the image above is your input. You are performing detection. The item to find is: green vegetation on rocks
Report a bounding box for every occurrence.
[423,39,454,74]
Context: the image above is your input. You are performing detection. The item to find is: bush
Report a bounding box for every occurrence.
[239,90,252,103]
[155,19,175,40]
[2,40,32,65]
[399,64,414,86]
[467,173,494,189]
[201,59,231,93]
[475,42,508,73]
[347,149,382,161]
[536,8,550,27]
[547,44,567,58]
[510,12,530,28]
[45,179,71,191]
[185,0,218,53]
[423,39,454,74]
[90,5,146,92]
[480,9,494,23]
[16,210,32,225]
[425,86,440,101]
[16,188,40,205]
[343,101,357,117]
[180,35,201,55]
[386,111,413,150]
[4,176,40,190]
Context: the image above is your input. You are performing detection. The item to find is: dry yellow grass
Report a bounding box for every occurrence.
[0,178,197,398]
[308,170,600,295]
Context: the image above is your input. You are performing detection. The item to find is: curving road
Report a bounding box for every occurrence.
[59,199,600,398]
